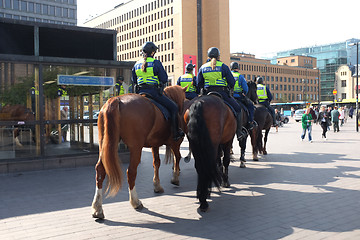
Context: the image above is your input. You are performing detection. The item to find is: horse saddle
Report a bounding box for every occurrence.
[206,92,237,117]
[235,99,250,117]
[140,93,170,120]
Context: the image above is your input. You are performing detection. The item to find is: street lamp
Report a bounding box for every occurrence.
[349,42,359,132]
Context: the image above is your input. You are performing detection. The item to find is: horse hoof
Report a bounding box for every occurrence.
[240,162,246,168]
[222,181,230,188]
[171,179,179,186]
[92,212,105,219]
[263,151,268,155]
[199,202,209,212]
[253,158,259,161]
[135,203,144,211]
[184,157,190,163]
[154,187,164,193]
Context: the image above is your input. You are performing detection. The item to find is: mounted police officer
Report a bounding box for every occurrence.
[131,41,184,141]
[115,76,125,95]
[196,47,246,141]
[176,63,198,100]
[230,62,255,130]
[256,77,277,126]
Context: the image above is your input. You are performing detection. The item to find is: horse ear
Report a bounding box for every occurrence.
[182,85,188,92]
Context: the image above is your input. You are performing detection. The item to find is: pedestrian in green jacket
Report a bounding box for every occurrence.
[301,108,313,142]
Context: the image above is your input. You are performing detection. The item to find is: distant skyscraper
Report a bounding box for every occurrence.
[272,39,360,101]
[0,0,77,25]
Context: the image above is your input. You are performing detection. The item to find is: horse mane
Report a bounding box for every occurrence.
[164,85,186,113]
[247,81,258,104]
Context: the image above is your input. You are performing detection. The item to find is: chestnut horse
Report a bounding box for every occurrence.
[184,95,236,212]
[0,105,35,147]
[91,85,186,219]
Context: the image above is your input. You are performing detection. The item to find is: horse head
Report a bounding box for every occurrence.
[247,81,258,104]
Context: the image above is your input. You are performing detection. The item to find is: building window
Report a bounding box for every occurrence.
[28,2,34,12]
[341,93,346,99]
[341,80,346,87]
[291,59,295,63]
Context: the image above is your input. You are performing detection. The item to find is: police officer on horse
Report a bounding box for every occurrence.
[196,47,246,141]
[177,63,198,100]
[230,62,255,130]
[132,41,185,141]
[256,77,277,126]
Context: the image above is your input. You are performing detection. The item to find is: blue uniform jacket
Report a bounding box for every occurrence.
[131,58,168,95]
[196,59,235,89]
[266,86,273,102]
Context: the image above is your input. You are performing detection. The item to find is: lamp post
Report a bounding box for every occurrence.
[349,42,359,132]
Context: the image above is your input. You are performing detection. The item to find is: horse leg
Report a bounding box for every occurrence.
[152,147,164,193]
[184,148,192,163]
[222,143,231,188]
[239,136,247,168]
[171,144,181,186]
[91,159,106,219]
[251,129,259,161]
[263,129,270,155]
[127,147,143,210]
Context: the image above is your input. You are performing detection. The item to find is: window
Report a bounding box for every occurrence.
[341,93,346,99]
[28,2,34,12]
[13,0,19,10]
[5,0,11,8]
[21,1,27,11]
[50,6,55,15]
[341,80,346,87]
[35,3,41,13]
[291,59,295,63]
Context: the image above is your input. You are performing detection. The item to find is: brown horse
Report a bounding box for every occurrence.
[184,95,236,212]
[0,105,35,147]
[91,85,186,219]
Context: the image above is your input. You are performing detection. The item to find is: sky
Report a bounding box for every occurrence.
[77,0,360,58]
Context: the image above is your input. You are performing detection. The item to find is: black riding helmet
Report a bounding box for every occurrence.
[185,63,195,72]
[256,77,264,84]
[207,47,220,58]
[142,41,158,55]
[230,62,239,70]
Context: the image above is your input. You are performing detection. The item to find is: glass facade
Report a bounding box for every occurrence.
[271,38,360,101]
[0,0,77,25]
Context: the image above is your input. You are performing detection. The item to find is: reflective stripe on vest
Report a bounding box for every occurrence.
[201,61,227,87]
[232,71,243,93]
[179,73,196,92]
[135,57,159,85]
[257,84,268,102]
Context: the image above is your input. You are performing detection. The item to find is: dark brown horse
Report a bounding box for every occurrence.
[251,104,273,161]
[0,105,35,147]
[184,95,236,212]
[91,85,186,219]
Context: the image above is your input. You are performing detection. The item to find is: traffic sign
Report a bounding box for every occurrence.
[57,75,114,86]
[333,89,337,95]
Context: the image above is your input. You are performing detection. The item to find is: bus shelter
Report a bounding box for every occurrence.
[0,19,134,172]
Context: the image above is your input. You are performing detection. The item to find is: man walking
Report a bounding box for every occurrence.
[331,106,340,132]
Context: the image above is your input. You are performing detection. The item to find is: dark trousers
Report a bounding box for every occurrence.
[259,100,276,123]
[137,88,178,114]
[235,95,254,122]
[185,92,198,100]
[320,122,328,138]
[333,121,339,132]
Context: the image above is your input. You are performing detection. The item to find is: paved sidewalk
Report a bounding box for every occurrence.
[0,117,360,240]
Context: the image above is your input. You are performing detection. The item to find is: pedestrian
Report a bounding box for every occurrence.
[339,106,345,126]
[256,77,277,126]
[230,61,255,130]
[300,108,313,142]
[291,107,295,117]
[132,41,184,141]
[196,47,245,140]
[331,106,340,132]
[275,108,282,132]
[177,63,198,100]
[349,106,354,119]
[115,76,125,95]
[317,106,330,140]
[309,106,317,123]
[60,106,68,142]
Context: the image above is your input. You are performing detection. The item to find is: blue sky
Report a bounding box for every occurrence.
[78,0,360,58]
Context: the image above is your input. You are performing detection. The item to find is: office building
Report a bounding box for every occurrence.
[272,39,360,101]
[0,0,77,25]
[84,0,230,85]
[335,65,359,101]
[231,53,319,103]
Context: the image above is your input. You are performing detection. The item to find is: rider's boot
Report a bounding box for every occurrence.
[171,113,184,141]
[236,113,246,141]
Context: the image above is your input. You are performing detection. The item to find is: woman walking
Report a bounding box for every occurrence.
[317,106,330,140]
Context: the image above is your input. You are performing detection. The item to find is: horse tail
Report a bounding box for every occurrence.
[187,100,222,198]
[99,99,123,197]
